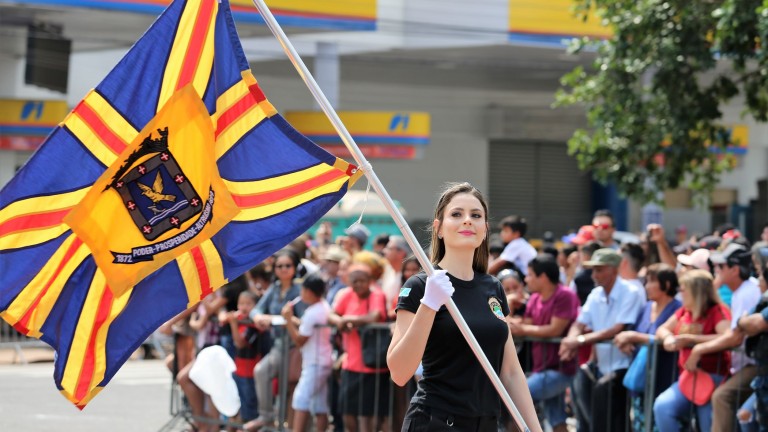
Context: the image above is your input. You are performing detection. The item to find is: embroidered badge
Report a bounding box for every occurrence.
[488,297,505,321]
[399,288,411,297]
[106,127,203,242]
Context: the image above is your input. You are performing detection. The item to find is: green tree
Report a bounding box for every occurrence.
[556,0,767,205]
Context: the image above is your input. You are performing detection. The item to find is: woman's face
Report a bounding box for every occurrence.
[349,271,371,297]
[501,276,523,296]
[274,255,296,282]
[645,275,663,302]
[434,193,487,252]
[402,261,421,281]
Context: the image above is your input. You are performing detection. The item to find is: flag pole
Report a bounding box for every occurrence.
[248,1,529,430]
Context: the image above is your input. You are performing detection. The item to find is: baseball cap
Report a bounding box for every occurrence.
[388,235,412,254]
[344,223,370,245]
[571,225,595,246]
[677,248,711,270]
[322,245,349,262]
[710,243,751,267]
[679,369,715,406]
[582,248,622,267]
[189,345,241,417]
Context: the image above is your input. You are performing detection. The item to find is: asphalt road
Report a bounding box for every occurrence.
[0,359,186,432]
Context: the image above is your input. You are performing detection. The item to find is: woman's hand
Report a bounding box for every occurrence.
[674,334,697,347]
[662,334,679,352]
[613,331,637,355]
[421,270,454,311]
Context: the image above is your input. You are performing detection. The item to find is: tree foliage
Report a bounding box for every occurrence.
[556,0,768,205]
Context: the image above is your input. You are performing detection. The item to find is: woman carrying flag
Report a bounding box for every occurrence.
[387,182,541,431]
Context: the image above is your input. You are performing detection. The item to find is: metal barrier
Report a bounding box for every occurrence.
[0,319,50,364]
[161,321,756,432]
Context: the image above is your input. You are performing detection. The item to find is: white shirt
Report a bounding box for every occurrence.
[298,300,333,367]
[499,238,537,275]
[729,278,761,372]
[578,278,645,375]
[619,277,647,303]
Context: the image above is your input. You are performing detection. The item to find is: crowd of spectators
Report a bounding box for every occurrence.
[155,212,768,432]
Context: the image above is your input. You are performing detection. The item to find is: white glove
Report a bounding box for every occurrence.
[421,270,455,311]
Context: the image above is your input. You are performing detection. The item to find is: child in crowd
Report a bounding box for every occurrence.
[228,290,268,425]
[282,274,333,432]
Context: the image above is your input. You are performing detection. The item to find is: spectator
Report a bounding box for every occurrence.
[677,248,712,275]
[592,209,619,250]
[489,215,537,275]
[693,244,762,432]
[190,291,224,353]
[228,290,269,425]
[559,248,645,432]
[243,250,304,432]
[342,224,370,256]
[571,240,601,305]
[508,254,580,432]
[381,235,412,315]
[558,244,577,286]
[372,233,390,256]
[619,242,647,300]
[320,245,350,304]
[329,264,390,432]
[218,275,249,359]
[736,243,768,431]
[654,270,732,432]
[282,275,333,432]
[613,263,682,432]
[498,268,528,317]
[646,223,677,269]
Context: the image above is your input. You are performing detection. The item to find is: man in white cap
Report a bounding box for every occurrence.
[381,235,412,314]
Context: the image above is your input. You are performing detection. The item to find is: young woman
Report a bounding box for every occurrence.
[653,269,731,432]
[387,182,541,432]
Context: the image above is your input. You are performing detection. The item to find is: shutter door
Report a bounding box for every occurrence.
[488,140,591,238]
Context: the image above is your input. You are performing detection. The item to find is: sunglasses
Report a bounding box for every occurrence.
[275,264,294,269]
[593,223,612,230]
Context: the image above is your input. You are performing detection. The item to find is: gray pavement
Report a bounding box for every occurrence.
[0,358,185,432]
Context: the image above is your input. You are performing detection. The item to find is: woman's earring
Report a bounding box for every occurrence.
[438,234,442,239]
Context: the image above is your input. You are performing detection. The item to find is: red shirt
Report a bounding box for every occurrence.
[334,287,388,373]
[674,304,731,376]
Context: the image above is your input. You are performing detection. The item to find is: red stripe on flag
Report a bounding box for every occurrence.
[232,169,346,208]
[190,247,212,300]
[0,208,70,237]
[73,101,128,155]
[74,286,115,404]
[215,85,268,138]
[14,237,84,334]
[176,0,215,90]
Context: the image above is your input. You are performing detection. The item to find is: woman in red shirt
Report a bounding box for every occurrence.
[654,269,731,432]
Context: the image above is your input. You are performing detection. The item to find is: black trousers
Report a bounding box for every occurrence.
[402,404,498,432]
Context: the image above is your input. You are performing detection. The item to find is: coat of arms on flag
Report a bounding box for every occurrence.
[0,0,361,408]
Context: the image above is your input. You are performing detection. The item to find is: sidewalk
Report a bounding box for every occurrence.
[0,346,55,365]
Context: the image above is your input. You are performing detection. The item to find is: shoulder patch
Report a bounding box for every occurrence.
[488,297,505,321]
[399,287,411,297]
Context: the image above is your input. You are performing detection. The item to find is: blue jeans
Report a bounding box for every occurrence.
[653,374,725,432]
[739,393,758,432]
[233,373,258,422]
[527,369,573,427]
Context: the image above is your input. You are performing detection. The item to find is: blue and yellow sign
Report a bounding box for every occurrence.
[0,99,68,151]
[11,0,377,31]
[285,111,430,160]
[508,0,611,46]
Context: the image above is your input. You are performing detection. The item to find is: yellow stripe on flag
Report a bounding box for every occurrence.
[1,234,90,338]
[0,189,87,226]
[82,92,139,144]
[64,112,121,168]
[198,239,227,292]
[0,225,72,251]
[224,164,333,195]
[215,100,276,159]
[60,272,107,401]
[177,252,203,306]
[233,175,349,222]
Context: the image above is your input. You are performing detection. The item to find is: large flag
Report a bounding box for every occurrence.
[0,0,361,408]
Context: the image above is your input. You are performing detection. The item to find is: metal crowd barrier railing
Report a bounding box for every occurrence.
[161,320,755,432]
[0,319,50,364]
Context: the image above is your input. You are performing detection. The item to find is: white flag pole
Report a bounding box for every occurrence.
[248,1,529,430]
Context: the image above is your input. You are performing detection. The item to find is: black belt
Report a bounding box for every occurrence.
[427,407,497,430]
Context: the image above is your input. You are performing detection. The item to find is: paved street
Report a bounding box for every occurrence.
[0,358,185,432]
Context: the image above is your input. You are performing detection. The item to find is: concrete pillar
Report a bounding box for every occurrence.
[313,41,339,109]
